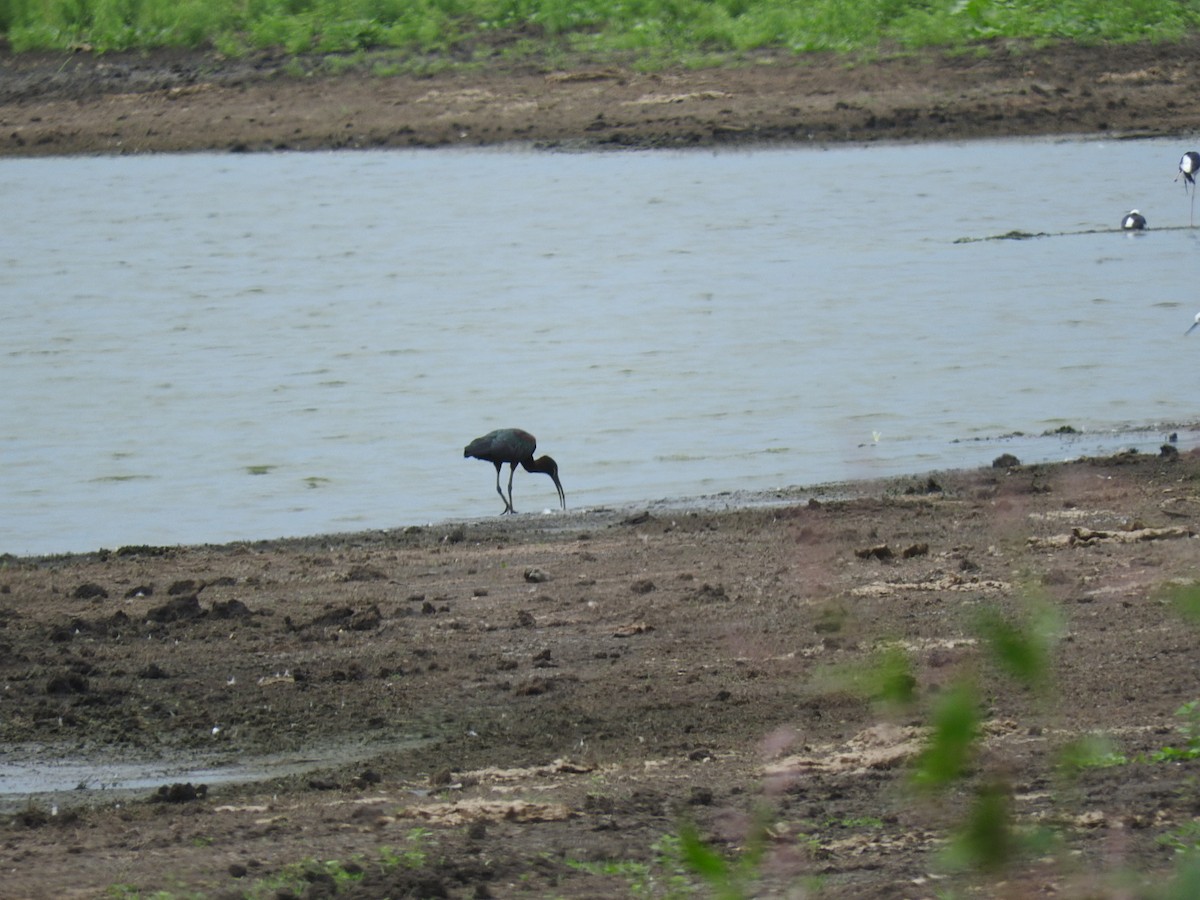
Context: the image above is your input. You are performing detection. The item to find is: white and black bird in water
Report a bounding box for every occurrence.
[1178,151,1200,225]
[1121,209,1147,230]
[1187,313,1200,336]
[464,428,565,514]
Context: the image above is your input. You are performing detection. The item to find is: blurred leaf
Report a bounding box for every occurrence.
[944,780,1015,873]
[678,822,731,883]
[1166,583,1200,627]
[973,599,1061,690]
[1146,700,1200,763]
[1057,734,1128,778]
[810,643,916,711]
[1161,851,1200,900]
[873,644,918,709]
[676,818,768,900]
[912,680,979,789]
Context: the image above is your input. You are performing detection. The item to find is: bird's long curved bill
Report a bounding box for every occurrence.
[553,476,566,510]
[1187,321,1200,336]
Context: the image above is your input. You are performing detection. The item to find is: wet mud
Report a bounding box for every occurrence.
[4,451,1200,896]
[4,38,1200,155]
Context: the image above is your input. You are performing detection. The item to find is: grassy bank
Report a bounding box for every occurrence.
[1,0,1199,62]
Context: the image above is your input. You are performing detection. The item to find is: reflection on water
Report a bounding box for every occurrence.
[2,140,1199,555]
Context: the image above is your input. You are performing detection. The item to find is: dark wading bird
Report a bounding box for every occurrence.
[464,428,565,515]
[1178,151,1200,226]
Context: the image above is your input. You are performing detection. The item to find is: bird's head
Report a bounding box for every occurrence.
[524,454,566,509]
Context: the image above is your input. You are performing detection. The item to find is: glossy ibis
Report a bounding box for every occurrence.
[1121,210,1146,230]
[464,428,565,514]
[1178,151,1200,225]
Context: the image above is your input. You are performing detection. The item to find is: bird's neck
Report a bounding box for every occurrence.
[522,456,553,474]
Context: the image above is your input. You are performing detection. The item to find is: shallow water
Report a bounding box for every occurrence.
[3,139,1199,556]
[0,739,414,812]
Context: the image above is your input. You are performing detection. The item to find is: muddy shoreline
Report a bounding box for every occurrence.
[4,38,1200,156]
[5,450,1200,897]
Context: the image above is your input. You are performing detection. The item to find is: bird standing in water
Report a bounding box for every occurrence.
[464,428,565,514]
[1178,151,1200,226]
[1121,210,1147,231]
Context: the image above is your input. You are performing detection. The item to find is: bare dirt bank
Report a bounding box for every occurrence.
[5,450,1200,897]
[3,38,1200,155]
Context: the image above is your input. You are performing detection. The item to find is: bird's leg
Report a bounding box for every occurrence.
[506,463,518,514]
[493,464,511,514]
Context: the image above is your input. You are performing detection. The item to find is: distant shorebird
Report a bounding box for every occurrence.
[464,428,565,514]
[1121,209,1147,230]
[1187,313,1200,336]
[1178,151,1200,225]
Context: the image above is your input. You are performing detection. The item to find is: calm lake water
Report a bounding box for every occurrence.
[4,138,1199,556]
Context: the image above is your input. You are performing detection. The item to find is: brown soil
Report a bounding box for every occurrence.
[3,38,1200,154]
[5,449,1200,898]
[5,40,1200,899]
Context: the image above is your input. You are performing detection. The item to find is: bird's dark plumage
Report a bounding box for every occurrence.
[1121,210,1146,230]
[464,428,565,515]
